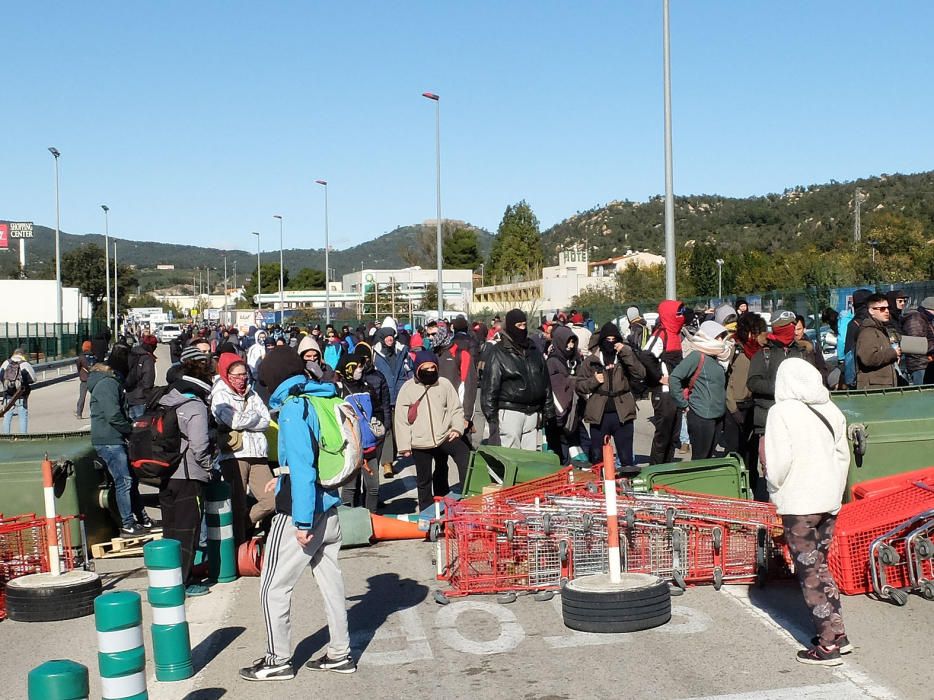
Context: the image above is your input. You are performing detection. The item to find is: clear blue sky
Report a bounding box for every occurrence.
[2,1,932,255]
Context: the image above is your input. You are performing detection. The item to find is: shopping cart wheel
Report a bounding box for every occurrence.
[533,590,555,602]
[916,538,934,560]
[5,570,102,623]
[428,522,442,542]
[665,508,676,529]
[919,581,934,601]
[542,513,553,535]
[558,539,569,563]
[885,587,909,606]
[433,590,450,605]
[713,567,724,591]
[668,584,685,597]
[625,508,636,532]
[497,592,517,604]
[671,571,686,591]
[505,520,516,542]
[582,513,593,531]
[712,527,722,554]
[561,573,671,633]
[879,544,900,566]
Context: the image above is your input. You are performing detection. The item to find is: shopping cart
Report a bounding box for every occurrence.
[905,517,934,600]
[869,509,934,605]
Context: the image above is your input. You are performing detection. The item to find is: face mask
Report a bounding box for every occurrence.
[305,360,323,380]
[352,367,364,381]
[227,374,248,395]
[417,368,439,385]
[600,338,617,357]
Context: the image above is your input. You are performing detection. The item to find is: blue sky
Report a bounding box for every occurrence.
[1,1,932,254]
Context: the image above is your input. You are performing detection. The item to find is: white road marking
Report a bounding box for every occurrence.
[721,586,897,700]
[434,600,524,655]
[355,607,433,666]
[680,682,870,700]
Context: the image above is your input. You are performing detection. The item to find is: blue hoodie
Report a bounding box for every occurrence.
[269,374,341,529]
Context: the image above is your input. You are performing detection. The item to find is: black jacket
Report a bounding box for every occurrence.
[362,367,392,428]
[480,332,554,420]
[126,345,156,406]
[746,339,809,430]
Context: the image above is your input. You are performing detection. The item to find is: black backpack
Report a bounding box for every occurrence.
[3,360,24,396]
[127,387,193,478]
[627,335,664,398]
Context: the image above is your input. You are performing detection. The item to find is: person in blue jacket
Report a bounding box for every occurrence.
[240,346,355,682]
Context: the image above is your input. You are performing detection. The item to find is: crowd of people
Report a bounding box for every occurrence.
[1,290,932,673]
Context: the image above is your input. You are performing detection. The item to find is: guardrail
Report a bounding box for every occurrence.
[32,357,78,389]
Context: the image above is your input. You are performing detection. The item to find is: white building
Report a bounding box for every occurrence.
[342,267,474,315]
[0,279,93,324]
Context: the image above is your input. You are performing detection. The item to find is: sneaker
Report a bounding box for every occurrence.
[120,524,147,538]
[239,657,295,682]
[811,634,853,654]
[138,514,161,532]
[382,463,395,479]
[796,644,843,666]
[305,654,356,674]
[185,583,211,597]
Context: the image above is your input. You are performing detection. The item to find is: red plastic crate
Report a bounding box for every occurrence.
[829,482,934,595]
[850,467,934,500]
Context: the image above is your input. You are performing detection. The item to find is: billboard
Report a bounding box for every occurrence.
[0,221,34,252]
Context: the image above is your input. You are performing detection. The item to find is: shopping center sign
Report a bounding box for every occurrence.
[0,221,34,251]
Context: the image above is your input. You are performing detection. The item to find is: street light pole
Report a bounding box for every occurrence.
[113,242,119,336]
[48,147,63,355]
[274,214,284,322]
[715,258,724,299]
[422,91,443,320]
[223,254,228,320]
[662,0,677,299]
[101,205,112,339]
[252,232,261,311]
[315,180,331,326]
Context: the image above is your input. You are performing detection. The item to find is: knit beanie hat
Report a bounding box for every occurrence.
[297,334,321,357]
[142,334,158,349]
[180,346,210,364]
[452,316,469,333]
[413,350,438,373]
[626,306,642,323]
[258,346,305,395]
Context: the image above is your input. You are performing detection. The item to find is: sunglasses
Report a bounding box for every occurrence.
[870,305,890,311]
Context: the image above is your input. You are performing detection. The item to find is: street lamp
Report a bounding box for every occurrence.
[315,180,331,326]
[48,147,63,355]
[422,91,444,320]
[101,205,112,339]
[662,0,677,298]
[252,232,261,311]
[113,242,119,335]
[715,258,724,299]
[274,214,284,321]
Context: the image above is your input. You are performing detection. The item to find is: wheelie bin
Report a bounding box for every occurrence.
[831,385,934,501]
[631,453,751,499]
[462,446,561,496]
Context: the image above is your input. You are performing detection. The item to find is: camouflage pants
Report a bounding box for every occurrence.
[782,513,846,646]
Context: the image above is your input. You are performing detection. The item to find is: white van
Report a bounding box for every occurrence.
[157,323,182,344]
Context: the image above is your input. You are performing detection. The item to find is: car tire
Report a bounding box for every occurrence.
[561,572,671,634]
[5,570,102,623]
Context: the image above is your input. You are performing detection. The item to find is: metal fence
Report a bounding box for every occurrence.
[0,320,107,363]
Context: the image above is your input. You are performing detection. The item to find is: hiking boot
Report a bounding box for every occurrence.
[305,654,356,674]
[239,657,295,682]
[382,463,395,479]
[796,644,843,666]
[185,583,211,597]
[811,634,853,654]
[120,524,147,538]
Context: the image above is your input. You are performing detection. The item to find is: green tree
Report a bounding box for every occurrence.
[688,242,720,298]
[615,263,666,304]
[571,285,618,325]
[242,262,288,298]
[443,228,482,269]
[129,293,165,309]
[487,201,544,284]
[61,243,137,317]
[287,267,326,290]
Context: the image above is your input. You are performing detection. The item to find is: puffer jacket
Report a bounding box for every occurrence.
[394,377,465,452]
[210,380,270,460]
[576,346,644,424]
[159,377,214,483]
[856,316,899,388]
[746,340,809,430]
[900,308,934,374]
[480,331,554,420]
[125,345,156,406]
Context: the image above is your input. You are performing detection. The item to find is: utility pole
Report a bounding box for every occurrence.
[853,187,863,243]
[662,0,677,298]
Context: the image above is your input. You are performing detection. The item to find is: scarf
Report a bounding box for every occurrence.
[741,337,761,360]
[684,330,734,363]
[767,324,796,347]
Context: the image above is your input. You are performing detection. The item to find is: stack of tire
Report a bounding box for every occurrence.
[562,573,671,633]
[5,571,102,622]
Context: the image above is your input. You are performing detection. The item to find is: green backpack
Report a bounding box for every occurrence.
[296,394,364,488]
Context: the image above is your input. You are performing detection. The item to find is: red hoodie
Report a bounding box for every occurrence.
[653,300,686,353]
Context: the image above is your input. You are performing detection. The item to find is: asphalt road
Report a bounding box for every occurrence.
[2,346,932,699]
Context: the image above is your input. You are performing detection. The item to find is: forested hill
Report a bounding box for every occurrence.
[541,171,934,262]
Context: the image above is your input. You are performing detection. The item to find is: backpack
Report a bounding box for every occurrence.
[628,333,665,398]
[127,387,193,479]
[324,342,344,370]
[296,394,363,488]
[3,360,23,396]
[343,391,385,457]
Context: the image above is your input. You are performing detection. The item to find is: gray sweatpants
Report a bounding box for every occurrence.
[498,409,540,450]
[260,509,350,665]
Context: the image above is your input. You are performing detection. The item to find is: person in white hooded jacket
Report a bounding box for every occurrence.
[764,358,850,667]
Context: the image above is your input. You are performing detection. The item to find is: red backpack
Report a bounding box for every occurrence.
[127,387,194,478]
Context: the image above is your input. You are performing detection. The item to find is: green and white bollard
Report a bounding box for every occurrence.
[144,539,194,682]
[205,480,238,583]
[95,591,147,700]
[28,659,89,700]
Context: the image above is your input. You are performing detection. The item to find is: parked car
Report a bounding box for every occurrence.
[156,323,182,344]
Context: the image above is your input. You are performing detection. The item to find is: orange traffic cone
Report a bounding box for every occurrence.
[369,513,426,542]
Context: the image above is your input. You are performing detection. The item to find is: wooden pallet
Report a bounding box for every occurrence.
[91,532,163,559]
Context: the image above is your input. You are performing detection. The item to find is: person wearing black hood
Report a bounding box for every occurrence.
[480,308,554,450]
[885,289,909,335]
[545,325,584,464]
[577,323,646,471]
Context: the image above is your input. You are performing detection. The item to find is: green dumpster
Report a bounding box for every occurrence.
[0,431,117,546]
[831,385,934,501]
[462,446,561,497]
[631,454,751,499]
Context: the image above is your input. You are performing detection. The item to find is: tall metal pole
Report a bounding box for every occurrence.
[113,242,119,336]
[423,92,443,320]
[716,259,724,299]
[662,0,677,299]
[102,205,112,339]
[315,180,331,326]
[49,147,63,355]
[274,215,284,321]
[223,254,228,319]
[252,232,261,311]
